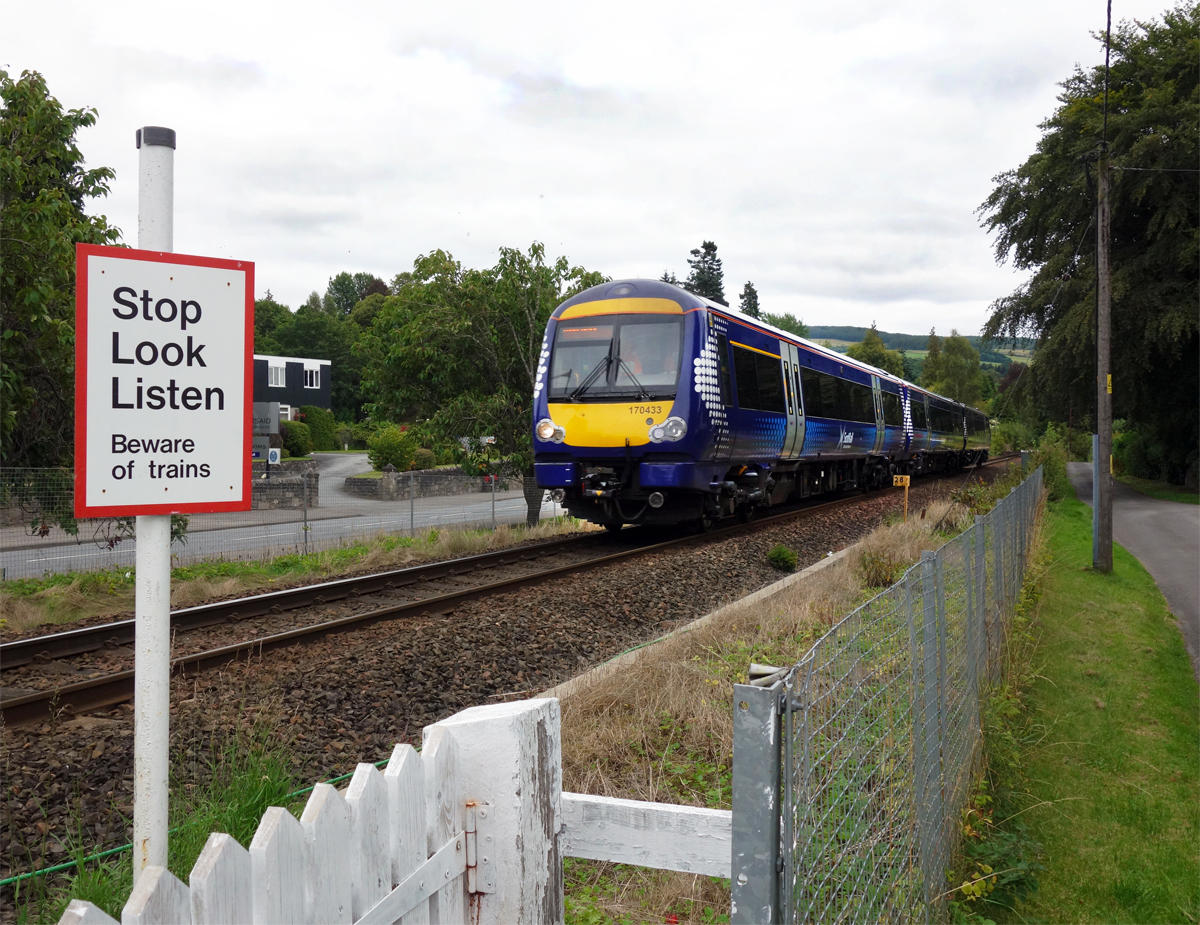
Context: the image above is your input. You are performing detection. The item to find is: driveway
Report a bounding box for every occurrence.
[1067,462,1200,683]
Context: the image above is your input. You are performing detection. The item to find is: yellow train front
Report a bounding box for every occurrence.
[532,279,988,529]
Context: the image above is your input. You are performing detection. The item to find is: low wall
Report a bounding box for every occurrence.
[251,458,319,474]
[343,469,479,501]
[252,473,319,509]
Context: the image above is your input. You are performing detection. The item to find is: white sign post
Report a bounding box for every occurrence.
[73,126,254,883]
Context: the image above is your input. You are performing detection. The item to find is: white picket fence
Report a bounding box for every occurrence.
[61,698,732,925]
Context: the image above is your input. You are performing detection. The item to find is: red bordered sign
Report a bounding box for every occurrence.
[74,244,254,517]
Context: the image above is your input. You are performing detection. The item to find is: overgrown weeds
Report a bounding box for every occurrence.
[12,708,299,923]
[559,475,1015,923]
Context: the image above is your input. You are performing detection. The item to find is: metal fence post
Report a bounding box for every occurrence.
[961,526,979,702]
[974,515,989,679]
[491,469,497,530]
[905,573,932,913]
[918,551,945,905]
[994,498,1006,619]
[410,470,415,534]
[732,682,782,924]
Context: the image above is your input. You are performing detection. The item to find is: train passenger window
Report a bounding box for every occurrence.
[838,378,874,424]
[881,391,903,427]
[800,367,827,418]
[731,343,786,413]
[910,395,927,429]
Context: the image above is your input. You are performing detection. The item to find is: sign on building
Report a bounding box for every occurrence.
[74,245,254,516]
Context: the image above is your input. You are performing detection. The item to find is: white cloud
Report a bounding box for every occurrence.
[5,0,1170,337]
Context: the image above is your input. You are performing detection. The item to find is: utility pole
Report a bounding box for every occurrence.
[1093,3,1114,573]
[1093,152,1113,571]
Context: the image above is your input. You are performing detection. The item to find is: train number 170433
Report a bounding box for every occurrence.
[628,405,663,416]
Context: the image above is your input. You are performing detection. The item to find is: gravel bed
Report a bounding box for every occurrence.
[1,467,1004,899]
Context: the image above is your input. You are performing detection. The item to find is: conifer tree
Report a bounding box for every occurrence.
[685,241,725,304]
[921,328,942,388]
[738,281,761,318]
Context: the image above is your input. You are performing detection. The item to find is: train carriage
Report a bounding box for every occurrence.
[533,279,988,529]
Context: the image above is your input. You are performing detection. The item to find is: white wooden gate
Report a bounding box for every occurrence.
[61,698,731,925]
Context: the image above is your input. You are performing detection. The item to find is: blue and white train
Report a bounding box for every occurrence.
[532,279,989,529]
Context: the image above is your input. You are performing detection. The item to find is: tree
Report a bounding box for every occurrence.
[270,305,366,420]
[934,329,983,405]
[659,270,679,285]
[1,70,121,467]
[901,353,921,383]
[978,5,1198,481]
[762,311,809,339]
[360,243,605,522]
[738,281,761,318]
[324,271,383,317]
[253,295,292,355]
[846,323,905,377]
[921,329,942,388]
[685,241,725,304]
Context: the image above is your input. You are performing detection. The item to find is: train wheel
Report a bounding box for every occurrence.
[603,522,623,533]
[736,504,756,524]
[698,512,716,533]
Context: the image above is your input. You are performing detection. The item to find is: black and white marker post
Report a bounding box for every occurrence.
[133,125,176,882]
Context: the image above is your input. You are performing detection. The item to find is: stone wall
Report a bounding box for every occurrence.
[342,469,480,501]
[252,472,319,509]
[251,458,319,474]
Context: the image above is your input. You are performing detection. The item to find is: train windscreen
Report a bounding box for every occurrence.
[548,314,682,400]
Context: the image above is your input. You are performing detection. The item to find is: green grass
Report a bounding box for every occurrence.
[349,469,386,478]
[990,495,1200,924]
[13,722,299,923]
[1116,473,1200,505]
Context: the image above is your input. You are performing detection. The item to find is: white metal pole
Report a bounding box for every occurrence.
[133,125,175,884]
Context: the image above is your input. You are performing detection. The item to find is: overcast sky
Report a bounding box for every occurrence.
[7,1,1173,336]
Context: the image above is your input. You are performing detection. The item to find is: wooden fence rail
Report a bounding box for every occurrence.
[60,698,731,925]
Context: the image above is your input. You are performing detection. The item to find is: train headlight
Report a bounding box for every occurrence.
[663,417,688,440]
[536,418,565,443]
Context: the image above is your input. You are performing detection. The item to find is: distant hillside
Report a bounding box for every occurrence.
[806,326,1036,353]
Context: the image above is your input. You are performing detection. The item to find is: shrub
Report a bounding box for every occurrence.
[858,549,903,587]
[990,420,1035,454]
[413,448,436,470]
[767,544,798,572]
[336,426,353,449]
[299,405,337,451]
[1030,424,1071,501]
[367,424,417,471]
[280,420,314,457]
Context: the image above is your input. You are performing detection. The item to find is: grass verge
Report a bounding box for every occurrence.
[967,495,1199,924]
[11,714,299,923]
[558,469,1024,923]
[0,516,595,635]
[1116,473,1200,505]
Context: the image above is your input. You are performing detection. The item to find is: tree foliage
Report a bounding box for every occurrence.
[1,69,121,467]
[762,311,809,339]
[934,330,983,405]
[845,323,905,377]
[738,281,761,318]
[324,271,384,317]
[921,329,943,388]
[685,240,725,304]
[978,4,1199,480]
[359,243,605,475]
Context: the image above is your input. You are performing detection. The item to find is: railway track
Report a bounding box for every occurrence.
[1,457,1013,727]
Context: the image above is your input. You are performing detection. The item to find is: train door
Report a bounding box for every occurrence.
[871,376,884,454]
[780,341,805,458]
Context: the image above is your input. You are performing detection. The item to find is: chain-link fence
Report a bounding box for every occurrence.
[731,466,1043,924]
[0,461,563,580]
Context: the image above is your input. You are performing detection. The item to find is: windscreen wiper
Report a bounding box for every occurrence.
[568,348,612,401]
[615,357,651,400]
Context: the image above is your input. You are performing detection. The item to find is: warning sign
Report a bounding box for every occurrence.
[74,244,254,517]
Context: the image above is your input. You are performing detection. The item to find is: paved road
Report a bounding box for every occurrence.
[1067,462,1200,682]
[1,454,562,580]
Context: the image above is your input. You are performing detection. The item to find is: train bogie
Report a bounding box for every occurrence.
[533,279,990,528]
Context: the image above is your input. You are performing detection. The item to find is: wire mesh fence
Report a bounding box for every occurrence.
[731,466,1044,924]
[0,461,564,580]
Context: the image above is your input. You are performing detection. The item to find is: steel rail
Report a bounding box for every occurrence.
[2,456,1011,727]
[0,536,606,669]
